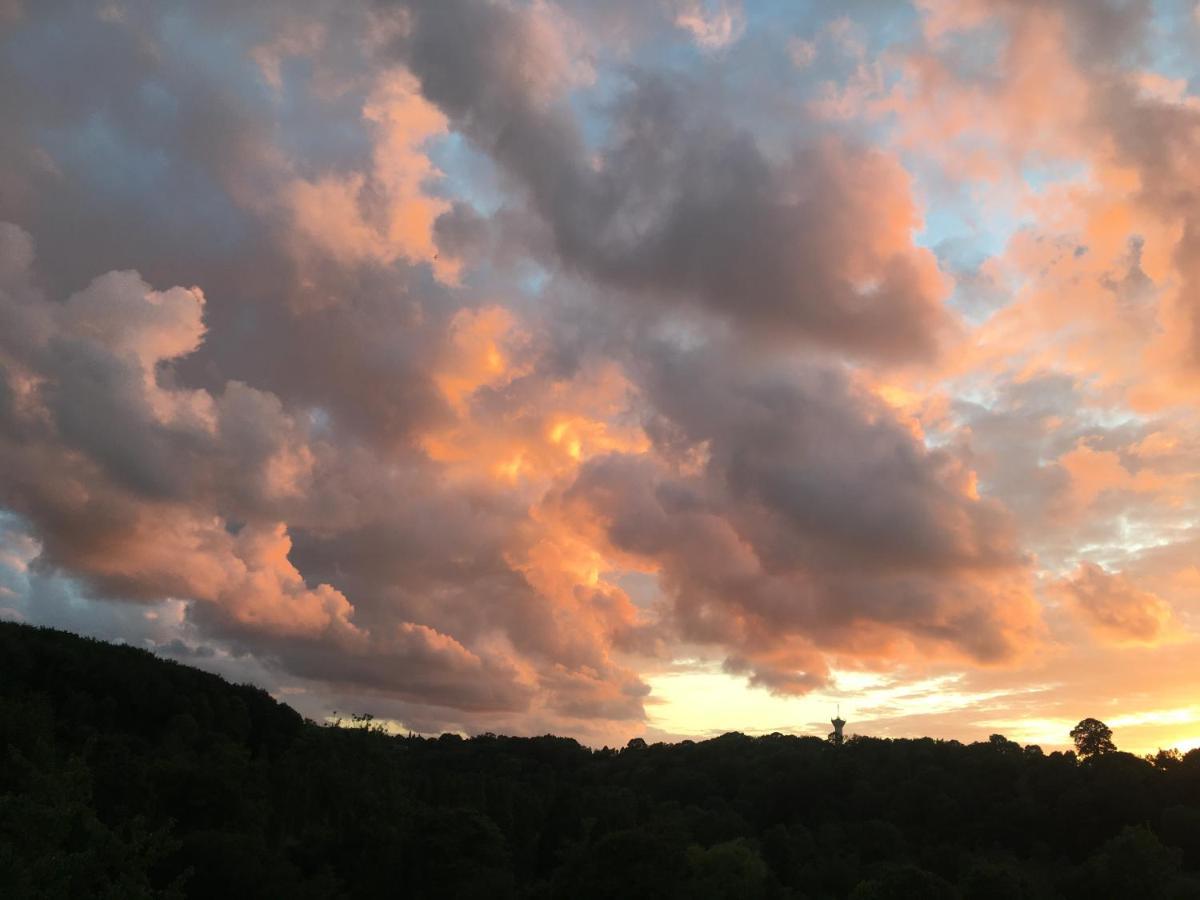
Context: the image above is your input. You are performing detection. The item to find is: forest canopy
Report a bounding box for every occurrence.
[2,621,1199,899]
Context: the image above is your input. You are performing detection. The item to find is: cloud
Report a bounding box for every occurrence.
[1057,562,1173,644]
[0,222,548,717]
[673,0,745,50]
[5,0,1200,749]
[554,341,1039,692]
[390,0,956,362]
[284,67,458,282]
[788,38,817,69]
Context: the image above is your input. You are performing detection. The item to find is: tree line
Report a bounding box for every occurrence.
[2,621,1198,898]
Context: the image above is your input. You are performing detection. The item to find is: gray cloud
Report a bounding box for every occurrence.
[0,0,1096,740]
[0,221,617,721]
[391,0,956,362]
[554,340,1037,692]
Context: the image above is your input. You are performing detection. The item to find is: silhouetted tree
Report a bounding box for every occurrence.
[1070,718,1116,758]
[1148,748,1183,772]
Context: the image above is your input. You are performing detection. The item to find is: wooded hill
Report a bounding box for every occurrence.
[2,621,1198,898]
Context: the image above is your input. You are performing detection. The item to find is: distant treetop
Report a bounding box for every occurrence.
[1071,718,1117,758]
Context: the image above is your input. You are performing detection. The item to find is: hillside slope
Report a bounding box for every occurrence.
[2,621,1200,898]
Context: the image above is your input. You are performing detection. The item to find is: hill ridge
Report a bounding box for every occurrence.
[3,620,1200,898]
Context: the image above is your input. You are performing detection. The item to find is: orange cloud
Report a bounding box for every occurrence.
[1058,443,1163,515]
[10,0,1200,745]
[285,68,455,281]
[432,306,529,413]
[1056,562,1174,645]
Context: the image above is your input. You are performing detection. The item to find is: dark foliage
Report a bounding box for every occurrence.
[1070,719,1117,760]
[2,622,1200,898]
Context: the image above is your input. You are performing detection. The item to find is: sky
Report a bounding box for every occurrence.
[1,0,1200,755]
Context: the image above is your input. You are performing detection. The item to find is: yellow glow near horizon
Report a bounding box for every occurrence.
[646,669,820,736]
[646,665,1050,741]
[646,665,1200,755]
[963,707,1200,756]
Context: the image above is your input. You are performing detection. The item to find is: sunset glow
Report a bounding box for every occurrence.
[4,0,1200,755]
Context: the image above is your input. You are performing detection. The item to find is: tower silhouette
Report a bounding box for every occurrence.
[829,704,846,745]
